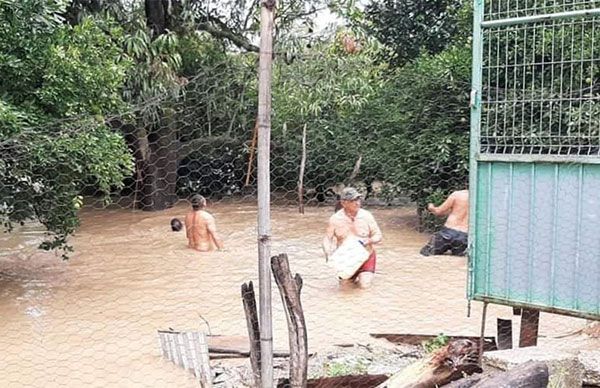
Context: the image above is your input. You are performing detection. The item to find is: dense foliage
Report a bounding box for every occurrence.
[0,0,133,256]
[269,37,471,229]
[15,0,589,254]
[364,0,468,66]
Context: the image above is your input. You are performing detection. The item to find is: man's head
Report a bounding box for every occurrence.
[171,218,183,232]
[339,187,362,213]
[190,194,207,210]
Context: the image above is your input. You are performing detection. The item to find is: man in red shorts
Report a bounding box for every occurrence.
[323,187,383,288]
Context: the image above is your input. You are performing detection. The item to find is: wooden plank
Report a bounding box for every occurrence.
[209,347,292,358]
[370,334,498,352]
[278,374,388,388]
[298,123,307,214]
[244,122,258,187]
[519,308,540,347]
[207,335,250,352]
[496,318,513,350]
[206,335,288,355]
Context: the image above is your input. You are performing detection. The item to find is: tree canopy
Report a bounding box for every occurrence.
[1,0,530,255]
[0,0,133,257]
[364,0,469,66]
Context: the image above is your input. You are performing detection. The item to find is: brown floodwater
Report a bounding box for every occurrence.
[0,202,595,387]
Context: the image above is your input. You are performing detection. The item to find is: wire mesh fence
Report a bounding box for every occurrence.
[1,0,599,387]
[484,0,600,21]
[481,5,600,155]
[471,1,600,387]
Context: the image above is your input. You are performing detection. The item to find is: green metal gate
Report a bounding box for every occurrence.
[469,0,600,319]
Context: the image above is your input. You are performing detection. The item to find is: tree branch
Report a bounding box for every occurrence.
[242,0,260,31]
[196,21,259,52]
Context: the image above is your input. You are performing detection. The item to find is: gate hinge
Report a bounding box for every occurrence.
[470,89,479,108]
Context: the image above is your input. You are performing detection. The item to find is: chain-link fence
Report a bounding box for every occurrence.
[1,0,599,387]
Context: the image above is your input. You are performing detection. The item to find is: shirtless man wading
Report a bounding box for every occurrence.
[323,187,383,288]
[420,189,469,256]
[185,194,224,252]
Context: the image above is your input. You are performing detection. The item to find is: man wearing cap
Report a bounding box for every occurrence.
[420,189,469,256]
[185,194,224,252]
[323,187,383,288]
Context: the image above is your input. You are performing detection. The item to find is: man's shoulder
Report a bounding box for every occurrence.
[453,190,469,199]
[330,210,343,221]
[357,208,375,219]
[200,210,215,219]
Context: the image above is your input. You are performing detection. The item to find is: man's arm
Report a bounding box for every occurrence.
[206,216,224,250]
[322,220,337,261]
[428,192,455,217]
[184,214,191,239]
[363,212,382,246]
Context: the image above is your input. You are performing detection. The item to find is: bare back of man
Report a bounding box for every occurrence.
[185,210,220,252]
[440,190,469,232]
[421,189,469,256]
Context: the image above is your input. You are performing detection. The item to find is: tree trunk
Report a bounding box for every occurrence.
[145,0,167,37]
[140,109,178,211]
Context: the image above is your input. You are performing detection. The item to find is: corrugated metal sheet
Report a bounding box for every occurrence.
[472,162,600,317]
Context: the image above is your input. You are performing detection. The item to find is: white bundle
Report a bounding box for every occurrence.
[326,237,370,279]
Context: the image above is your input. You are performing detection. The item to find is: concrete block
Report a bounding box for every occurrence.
[483,347,583,388]
[578,350,600,386]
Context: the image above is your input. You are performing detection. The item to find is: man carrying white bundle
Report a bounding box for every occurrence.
[323,187,383,289]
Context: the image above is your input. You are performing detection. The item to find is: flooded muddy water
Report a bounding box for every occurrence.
[0,202,595,387]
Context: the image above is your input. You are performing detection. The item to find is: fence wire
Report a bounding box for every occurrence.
[485,0,600,21]
[1,6,599,388]
[481,15,600,155]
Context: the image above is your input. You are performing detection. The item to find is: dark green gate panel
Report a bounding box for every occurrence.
[473,162,600,317]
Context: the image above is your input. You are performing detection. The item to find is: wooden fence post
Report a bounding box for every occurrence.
[242,281,262,386]
[271,253,307,388]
